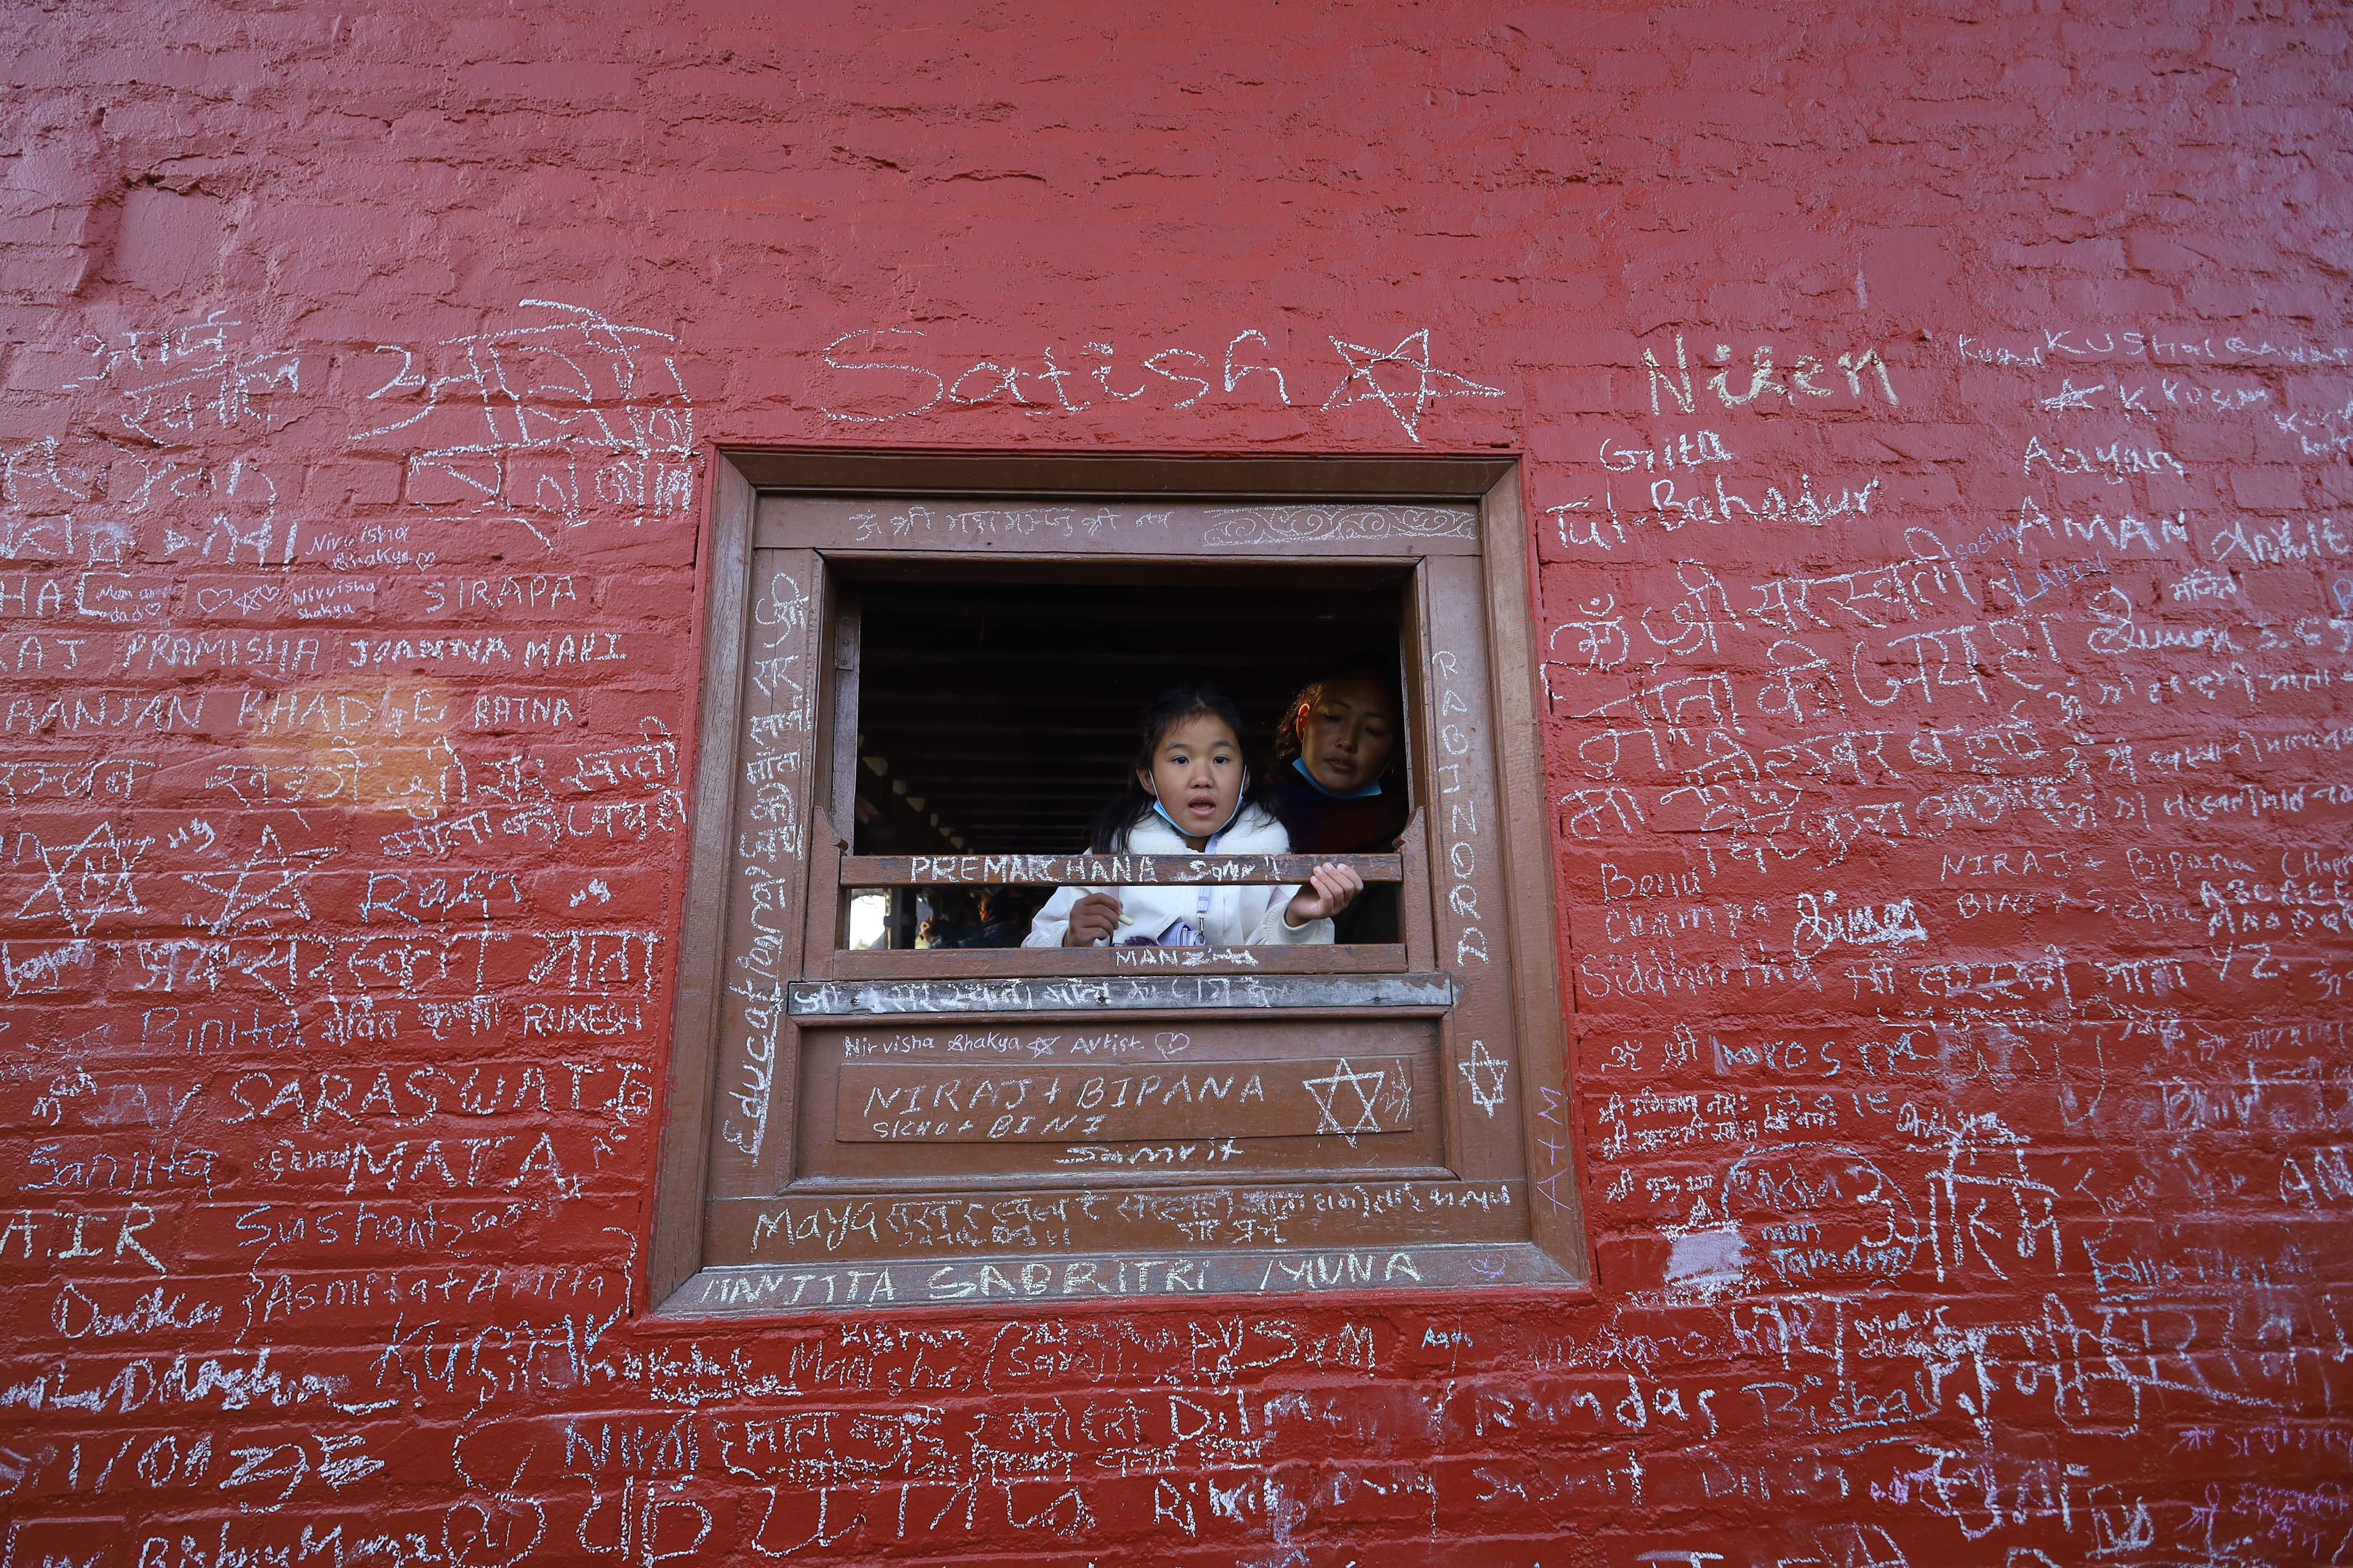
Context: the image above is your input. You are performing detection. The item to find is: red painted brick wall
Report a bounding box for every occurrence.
[4,3,2350,1564]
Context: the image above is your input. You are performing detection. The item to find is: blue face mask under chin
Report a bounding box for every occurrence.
[1150,797,1243,842]
[1291,755,1384,800]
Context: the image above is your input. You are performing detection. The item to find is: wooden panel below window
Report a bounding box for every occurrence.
[680,1237,1564,1313]
[704,1178,1527,1267]
[794,1018,1444,1185]
[835,1055,1416,1143]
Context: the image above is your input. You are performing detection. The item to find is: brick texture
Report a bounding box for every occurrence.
[2,2,2350,1565]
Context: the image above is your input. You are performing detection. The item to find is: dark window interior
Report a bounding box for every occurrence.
[848,563,1410,859]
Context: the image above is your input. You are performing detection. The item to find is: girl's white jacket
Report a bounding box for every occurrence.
[1021,802,1335,948]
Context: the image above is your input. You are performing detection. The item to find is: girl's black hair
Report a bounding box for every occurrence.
[1272,666,1404,768]
[1089,686,1256,852]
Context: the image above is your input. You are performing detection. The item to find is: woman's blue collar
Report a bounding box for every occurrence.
[1291,756,1384,800]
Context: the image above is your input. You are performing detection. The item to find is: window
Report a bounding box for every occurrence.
[831,560,1415,969]
[838,564,1411,952]
[652,453,1584,1312]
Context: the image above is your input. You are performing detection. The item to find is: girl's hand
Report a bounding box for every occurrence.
[1063,892,1123,945]
[1284,863,1364,926]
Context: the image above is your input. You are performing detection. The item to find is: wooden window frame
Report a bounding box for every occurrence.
[649,450,1588,1315]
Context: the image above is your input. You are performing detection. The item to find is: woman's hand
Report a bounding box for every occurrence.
[1062,891,1123,945]
[1284,863,1364,926]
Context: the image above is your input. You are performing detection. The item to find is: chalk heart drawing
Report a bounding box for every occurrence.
[1721,1143,1920,1289]
[195,581,280,614]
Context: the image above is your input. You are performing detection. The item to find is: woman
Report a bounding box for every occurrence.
[1264,667,1410,943]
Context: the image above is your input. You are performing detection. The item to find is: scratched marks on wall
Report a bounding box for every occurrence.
[719,562,815,1165]
[814,324,1504,444]
[1539,316,2353,1562]
[7,287,2353,1568]
[0,299,695,1554]
[4,277,2352,1568]
[347,300,698,546]
[1,8,2351,1550]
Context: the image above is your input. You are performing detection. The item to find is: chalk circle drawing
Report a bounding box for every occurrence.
[447,1420,551,1564]
[1722,1143,1919,1289]
[1201,504,1476,548]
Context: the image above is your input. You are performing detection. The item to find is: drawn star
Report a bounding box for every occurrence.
[180,824,336,936]
[1304,1057,1391,1144]
[1320,329,1504,443]
[18,821,150,936]
[1458,1039,1510,1118]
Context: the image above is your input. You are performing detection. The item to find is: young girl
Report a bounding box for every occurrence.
[1024,688,1363,948]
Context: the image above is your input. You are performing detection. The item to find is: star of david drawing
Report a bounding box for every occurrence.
[180,824,336,936]
[18,822,150,936]
[1303,1057,1391,1145]
[1319,329,1504,443]
[1459,1039,1509,1117]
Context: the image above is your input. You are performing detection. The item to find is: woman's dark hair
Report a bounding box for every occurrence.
[1272,666,1405,767]
[1089,686,1255,852]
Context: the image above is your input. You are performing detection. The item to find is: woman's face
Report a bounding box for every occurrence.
[1298,673,1398,794]
[1141,713,1246,840]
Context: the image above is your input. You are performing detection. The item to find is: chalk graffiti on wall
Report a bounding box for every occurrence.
[814,325,1504,443]
[1540,321,2353,1557]
[2,247,2352,1568]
